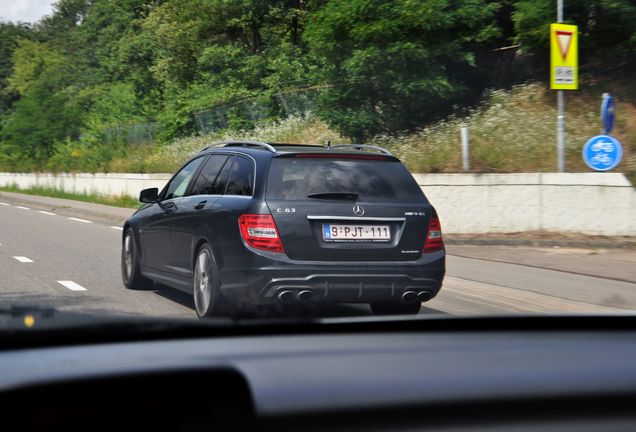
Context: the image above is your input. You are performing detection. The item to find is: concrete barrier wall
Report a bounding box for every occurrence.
[413,173,635,235]
[0,172,172,200]
[1,172,634,235]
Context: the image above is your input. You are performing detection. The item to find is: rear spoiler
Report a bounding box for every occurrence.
[274,153,399,162]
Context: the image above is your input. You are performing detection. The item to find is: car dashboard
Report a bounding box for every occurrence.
[2,316,636,431]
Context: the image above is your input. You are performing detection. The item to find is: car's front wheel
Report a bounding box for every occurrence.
[193,244,228,317]
[370,301,422,315]
[121,228,153,290]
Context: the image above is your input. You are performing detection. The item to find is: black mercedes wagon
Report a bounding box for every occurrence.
[122,141,445,317]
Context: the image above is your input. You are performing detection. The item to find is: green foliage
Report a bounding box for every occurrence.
[514,0,636,67]
[0,22,32,117]
[1,81,82,161]
[0,0,634,176]
[304,0,502,141]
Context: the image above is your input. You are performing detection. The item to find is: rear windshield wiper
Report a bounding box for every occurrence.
[307,192,359,200]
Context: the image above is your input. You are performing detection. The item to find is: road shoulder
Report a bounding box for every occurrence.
[0,191,134,226]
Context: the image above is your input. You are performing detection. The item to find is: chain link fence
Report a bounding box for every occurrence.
[103,123,159,146]
[193,85,326,135]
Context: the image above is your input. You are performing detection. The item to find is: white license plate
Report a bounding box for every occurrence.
[322,224,391,242]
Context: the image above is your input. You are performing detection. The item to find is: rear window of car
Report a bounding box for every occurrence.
[266,157,424,202]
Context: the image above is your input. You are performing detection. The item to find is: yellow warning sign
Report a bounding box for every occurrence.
[550,23,578,90]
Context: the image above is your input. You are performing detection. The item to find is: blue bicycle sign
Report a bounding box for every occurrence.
[582,135,622,171]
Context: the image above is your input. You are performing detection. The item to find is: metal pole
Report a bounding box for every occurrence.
[556,0,565,172]
[460,126,470,171]
[557,91,565,172]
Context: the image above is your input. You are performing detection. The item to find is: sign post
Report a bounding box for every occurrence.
[550,0,578,173]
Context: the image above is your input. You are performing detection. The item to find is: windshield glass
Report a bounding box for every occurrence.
[0,0,633,327]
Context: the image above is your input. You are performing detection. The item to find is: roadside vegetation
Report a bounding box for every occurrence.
[0,0,634,183]
[0,184,139,208]
[108,83,636,184]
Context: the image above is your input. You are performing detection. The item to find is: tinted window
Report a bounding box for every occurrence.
[212,156,233,195]
[189,155,230,196]
[163,157,204,200]
[266,158,424,202]
[225,156,254,196]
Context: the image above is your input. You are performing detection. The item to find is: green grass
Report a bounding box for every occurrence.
[0,184,139,208]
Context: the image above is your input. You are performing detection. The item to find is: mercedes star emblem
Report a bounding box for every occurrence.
[352,204,365,216]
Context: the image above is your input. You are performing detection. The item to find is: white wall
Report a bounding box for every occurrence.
[0,172,172,199]
[413,173,635,235]
[1,172,634,235]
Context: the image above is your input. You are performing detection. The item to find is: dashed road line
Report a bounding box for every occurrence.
[38,210,56,215]
[68,217,92,223]
[0,202,9,206]
[110,226,124,231]
[13,256,34,263]
[16,206,30,210]
[57,280,87,291]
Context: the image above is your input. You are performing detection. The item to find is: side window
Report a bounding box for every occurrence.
[189,155,229,196]
[162,157,204,200]
[212,157,233,195]
[225,156,254,196]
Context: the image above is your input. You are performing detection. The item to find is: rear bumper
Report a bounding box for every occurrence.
[219,249,445,305]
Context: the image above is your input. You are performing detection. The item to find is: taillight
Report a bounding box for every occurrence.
[238,214,285,253]
[422,217,443,253]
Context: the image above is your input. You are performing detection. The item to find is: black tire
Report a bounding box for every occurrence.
[193,244,229,318]
[121,228,153,290]
[370,301,422,315]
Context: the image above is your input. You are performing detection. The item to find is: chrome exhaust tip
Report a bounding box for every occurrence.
[401,291,418,303]
[278,290,297,303]
[297,290,314,301]
[417,291,432,302]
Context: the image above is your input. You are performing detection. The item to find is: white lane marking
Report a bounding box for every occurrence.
[16,206,30,210]
[38,210,56,215]
[57,280,87,291]
[13,256,34,263]
[68,217,92,223]
[0,202,9,206]
[110,226,124,231]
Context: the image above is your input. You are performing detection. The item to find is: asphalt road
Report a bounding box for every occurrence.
[1,196,634,320]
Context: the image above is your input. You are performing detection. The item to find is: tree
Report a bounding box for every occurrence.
[514,0,636,70]
[0,22,33,119]
[1,40,81,160]
[304,0,501,141]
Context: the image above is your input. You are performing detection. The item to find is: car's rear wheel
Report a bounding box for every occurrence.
[122,228,153,290]
[193,244,228,318]
[370,301,422,315]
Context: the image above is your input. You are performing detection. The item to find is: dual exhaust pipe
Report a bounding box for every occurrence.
[278,289,432,303]
[278,290,314,303]
[402,290,432,303]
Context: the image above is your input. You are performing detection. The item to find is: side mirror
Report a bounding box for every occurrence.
[139,187,159,203]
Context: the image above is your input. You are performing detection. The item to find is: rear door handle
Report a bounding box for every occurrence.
[194,201,207,210]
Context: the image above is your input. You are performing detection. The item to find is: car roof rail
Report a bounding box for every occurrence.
[222,141,277,153]
[330,144,393,156]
